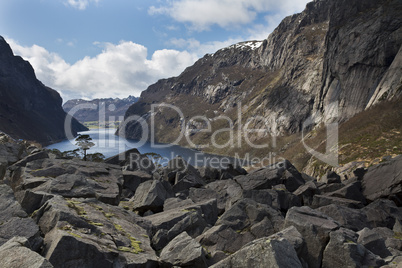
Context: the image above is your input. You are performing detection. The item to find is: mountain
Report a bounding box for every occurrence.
[0,36,87,145]
[120,0,402,159]
[63,96,139,125]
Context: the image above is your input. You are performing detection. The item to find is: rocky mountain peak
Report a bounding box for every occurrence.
[121,0,401,153]
[0,36,12,57]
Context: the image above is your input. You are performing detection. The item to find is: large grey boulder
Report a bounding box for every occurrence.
[34,173,121,205]
[357,227,393,258]
[0,217,43,252]
[267,226,305,256]
[361,199,402,229]
[210,237,302,268]
[362,155,402,205]
[0,139,26,166]
[12,150,49,168]
[318,204,371,231]
[159,232,208,268]
[0,184,42,251]
[267,187,301,212]
[322,228,385,268]
[0,184,28,221]
[293,180,320,206]
[8,158,123,208]
[35,196,158,268]
[122,169,153,198]
[326,181,366,204]
[242,189,274,207]
[43,229,117,268]
[234,160,305,192]
[189,187,223,213]
[205,179,243,211]
[162,157,206,193]
[311,194,364,209]
[130,179,174,214]
[105,148,156,173]
[216,198,284,234]
[197,198,284,257]
[146,200,213,250]
[317,182,344,194]
[0,237,53,268]
[196,225,246,259]
[163,197,196,211]
[18,190,54,215]
[163,198,218,226]
[283,206,340,268]
[173,173,206,193]
[0,140,25,180]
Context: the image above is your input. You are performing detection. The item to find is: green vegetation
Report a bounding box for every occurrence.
[49,148,105,162]
[113,223,124,232]
[86,152,105,162]
[113,223,144,254]
[67,231,83,239]
[394,232,402,240]
[88,221,104,227]
[277,97,402,174]
[129,236,143,254]
[30,209,40,218]
[75,134,95,161]
[119,201,133,211]
[103,212,115,219]
[83,121,120,129]
[67,200,87,216]
[182,208,197,213]
[60,225,72,231]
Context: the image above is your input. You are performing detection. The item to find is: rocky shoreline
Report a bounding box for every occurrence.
[0,134,401,267]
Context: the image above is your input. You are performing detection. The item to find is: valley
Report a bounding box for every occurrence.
[0,0,401,267]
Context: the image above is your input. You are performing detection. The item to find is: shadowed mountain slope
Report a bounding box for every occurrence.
[0,36,87,144]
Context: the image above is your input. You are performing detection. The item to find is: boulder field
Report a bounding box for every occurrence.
[0,135,401,267]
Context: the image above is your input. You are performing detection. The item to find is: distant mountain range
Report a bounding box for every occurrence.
[63,96,139,126]
[0,36,87,145]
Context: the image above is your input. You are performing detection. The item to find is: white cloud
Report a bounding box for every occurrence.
[246,13,290,41]
[7,39,198,102]
[165,11,295,57]
[65,0,100,10]
[164,0,310,56]
[149,0,309,31]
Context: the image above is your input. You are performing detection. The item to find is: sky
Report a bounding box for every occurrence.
[0,0,310,102]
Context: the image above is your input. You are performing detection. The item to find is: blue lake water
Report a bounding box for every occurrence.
[46,128,241,167]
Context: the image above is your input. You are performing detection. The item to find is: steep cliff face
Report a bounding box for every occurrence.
[121,0,402,155]
[0,36,87,144]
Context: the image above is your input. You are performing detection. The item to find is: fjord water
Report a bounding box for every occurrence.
[47,128,238,167]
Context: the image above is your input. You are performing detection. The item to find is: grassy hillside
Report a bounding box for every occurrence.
[279,98,402,175]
